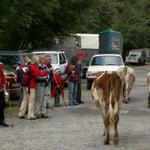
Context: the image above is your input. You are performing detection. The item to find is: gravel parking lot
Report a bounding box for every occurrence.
[0,64,150,150]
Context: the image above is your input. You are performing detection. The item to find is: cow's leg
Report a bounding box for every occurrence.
[113,114,119,145]
[113,94,120,145]
[122,84,128,104]
[103,117,110,145]
[123,88,128,104]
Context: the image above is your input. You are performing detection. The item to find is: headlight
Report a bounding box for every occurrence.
[4,89,9,102]
[86,71,105,78]
[86,72,97,77]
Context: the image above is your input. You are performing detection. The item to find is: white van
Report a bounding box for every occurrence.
[30,51,68,79]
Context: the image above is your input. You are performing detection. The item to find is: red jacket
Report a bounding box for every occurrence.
[51,74,64,98]
[0,64,6,91]
[29,64,49,89]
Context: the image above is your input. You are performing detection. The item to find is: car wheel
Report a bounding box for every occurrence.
[87,80,92,90]
[138,59,142,65]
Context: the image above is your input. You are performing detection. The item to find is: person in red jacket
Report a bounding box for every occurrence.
[0,63,9,127]
[18,56,50,120]
[51,69,66,107]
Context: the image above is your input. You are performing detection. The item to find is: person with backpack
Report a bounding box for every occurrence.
[18,56,51,120]
[16,60,31,105]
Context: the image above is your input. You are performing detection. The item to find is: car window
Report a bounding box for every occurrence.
[0,55,20,69]
[91,56,124,66]
[62,53,67,63]
[28,53,58,64]
[59,53,65,64]
[50,53,58,64]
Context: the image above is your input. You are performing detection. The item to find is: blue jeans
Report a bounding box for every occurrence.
[55,94,60,105]
[68,81,78,104]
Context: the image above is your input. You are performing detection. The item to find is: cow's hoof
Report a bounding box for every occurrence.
[123,100,128,104]
[113,138,119,145]
[104,140,109,145]
[148,101,150,108]
[103,131,105,136]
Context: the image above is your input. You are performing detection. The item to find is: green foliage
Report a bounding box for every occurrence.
[0,0,149,50]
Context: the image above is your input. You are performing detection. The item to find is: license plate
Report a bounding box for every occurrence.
[12,83,19,88]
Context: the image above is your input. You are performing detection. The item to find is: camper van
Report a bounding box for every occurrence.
[125,50,146,65]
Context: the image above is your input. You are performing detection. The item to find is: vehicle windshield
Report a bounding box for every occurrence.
[129,51,141,56]
[91,56,124,66]
[0,55,20,69]
[29,53,58,64]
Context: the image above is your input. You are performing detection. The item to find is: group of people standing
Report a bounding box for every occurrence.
[18,55,52,120]
[0,51,85,126]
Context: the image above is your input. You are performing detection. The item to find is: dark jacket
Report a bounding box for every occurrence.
[65,62,80,82]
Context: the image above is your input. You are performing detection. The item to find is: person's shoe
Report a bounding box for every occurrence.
[36,115,42,119]
[69,103,74,106]
[41,114,49,118]
[18,116,25,119]
[54,104,62,107]
[73,102,79,105]
[0,122,10,127]
[78,101,84,104]
[28,116,37,120]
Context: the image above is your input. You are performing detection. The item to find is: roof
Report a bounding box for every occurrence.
[0,51,28,55]
[100,28,121,34]
[92,54,122,57]
[32,51,65,54]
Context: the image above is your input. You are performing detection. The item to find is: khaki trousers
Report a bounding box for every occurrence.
[18,87,36,119]
[35,85,48,116]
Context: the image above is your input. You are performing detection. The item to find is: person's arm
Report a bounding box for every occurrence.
[31,65,49,77]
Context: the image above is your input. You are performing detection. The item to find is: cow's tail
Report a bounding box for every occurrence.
[109,90,115,127]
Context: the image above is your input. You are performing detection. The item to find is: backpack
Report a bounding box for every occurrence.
[16,64,31,86]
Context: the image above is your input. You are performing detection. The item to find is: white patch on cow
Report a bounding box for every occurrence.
[109,91,115,125]
[97,72,105,80]
[91,87,99,102]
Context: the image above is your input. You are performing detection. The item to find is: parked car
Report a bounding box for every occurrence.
[86,54,124,89]
[0,51,28,70]
[2,64,20,101]
[29,51,68,79]
[125,50,146,65]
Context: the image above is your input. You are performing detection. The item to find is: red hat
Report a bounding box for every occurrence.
[76,50,85,59]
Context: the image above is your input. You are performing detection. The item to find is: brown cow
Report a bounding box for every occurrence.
[91,72,122,145]
[118,66,135,104]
